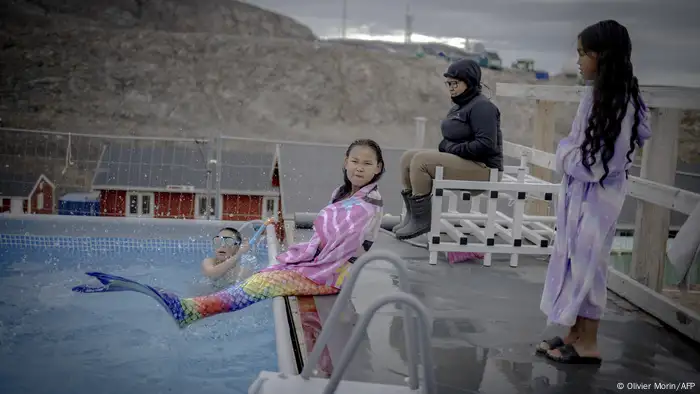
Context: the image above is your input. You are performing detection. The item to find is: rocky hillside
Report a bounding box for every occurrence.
[1,0,698,163]
[0,0,573,148]
[1,0,316,38]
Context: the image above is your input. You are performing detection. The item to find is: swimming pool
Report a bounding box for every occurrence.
[0,218,277,394]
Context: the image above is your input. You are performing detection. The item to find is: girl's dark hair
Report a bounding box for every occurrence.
[332,139,386,203]
[578,20,646,186]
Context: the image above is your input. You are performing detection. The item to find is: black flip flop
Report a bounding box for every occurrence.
[545,343,602,365]
[535,336,565,355]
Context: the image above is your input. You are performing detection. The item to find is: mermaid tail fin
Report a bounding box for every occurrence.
[72,272,148,292]
[72,268,339,329]
[72,272,192,328]
[71,282,127,293]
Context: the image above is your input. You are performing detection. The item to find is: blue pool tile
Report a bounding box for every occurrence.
[0,234,218,252]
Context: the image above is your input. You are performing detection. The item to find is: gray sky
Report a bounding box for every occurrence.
[247,0,700,87]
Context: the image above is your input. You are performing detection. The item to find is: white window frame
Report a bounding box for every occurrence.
[125,192,155,217]
[194,194,219,219]
[261,196,279,220]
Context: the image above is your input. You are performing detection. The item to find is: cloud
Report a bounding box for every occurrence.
[248,0,700,86]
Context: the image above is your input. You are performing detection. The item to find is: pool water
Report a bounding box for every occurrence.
[0,244,277,394]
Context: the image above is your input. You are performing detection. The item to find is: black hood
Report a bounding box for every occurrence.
[443,58,482,91]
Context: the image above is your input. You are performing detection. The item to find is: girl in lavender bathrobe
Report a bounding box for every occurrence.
[536,20,652,364]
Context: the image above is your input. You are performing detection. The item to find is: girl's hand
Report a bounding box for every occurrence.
[240,241,250,254]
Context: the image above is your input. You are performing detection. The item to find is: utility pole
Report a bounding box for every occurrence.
[341,0,347,39]
[404,2,413,44]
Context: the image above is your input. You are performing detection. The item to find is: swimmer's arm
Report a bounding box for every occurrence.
[201,252,244,280]
[237,265,255,281]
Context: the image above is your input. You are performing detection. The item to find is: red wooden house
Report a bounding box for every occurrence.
[90,143,281,223]
[0,171,55,215]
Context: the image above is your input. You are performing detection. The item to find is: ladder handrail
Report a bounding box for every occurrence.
[322,292,437,394]
[300,250,421,390]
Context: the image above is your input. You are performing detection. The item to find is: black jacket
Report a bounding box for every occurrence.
[439,59,504,171]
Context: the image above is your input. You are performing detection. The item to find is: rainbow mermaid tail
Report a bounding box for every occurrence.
[72,268,338,328]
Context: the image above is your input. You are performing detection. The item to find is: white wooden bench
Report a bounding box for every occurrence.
[428,152,561,267]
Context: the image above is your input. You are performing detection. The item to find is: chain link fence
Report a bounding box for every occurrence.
[0,128,278,221]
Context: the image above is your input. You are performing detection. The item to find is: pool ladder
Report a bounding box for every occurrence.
[248,250,436,394]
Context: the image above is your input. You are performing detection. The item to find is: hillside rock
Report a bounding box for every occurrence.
[1,0,698,164]
[2,0,316,39]
[0,1,582,150]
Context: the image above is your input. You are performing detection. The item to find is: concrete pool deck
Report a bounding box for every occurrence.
[290,229,700,394]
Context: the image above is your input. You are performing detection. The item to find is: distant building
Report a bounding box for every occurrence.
[534,70,550,80]
[58,192,101,216]
[512,59,535,72]
[479,51,503,70]
[561,56,579,78]
[0,171,55,215]
[90,143,280,222]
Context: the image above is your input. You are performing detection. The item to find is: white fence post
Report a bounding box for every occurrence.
[414,116,426,149]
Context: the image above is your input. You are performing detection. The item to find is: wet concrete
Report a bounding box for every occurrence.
[293,229,700,394]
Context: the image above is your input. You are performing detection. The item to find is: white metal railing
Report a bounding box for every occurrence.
[0,126,209,143]
[501,140,700,215]
[249,292,435,394]
[324,292,434,394]
[265,223,298,375]
[249,249,436,394]
[495,83,700,109]
[300,250,422,388]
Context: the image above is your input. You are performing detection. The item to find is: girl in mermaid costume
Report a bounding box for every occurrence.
[72,139,386,328]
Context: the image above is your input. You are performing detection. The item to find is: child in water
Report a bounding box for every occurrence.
[72,139,386,328]
[201,227,254,284]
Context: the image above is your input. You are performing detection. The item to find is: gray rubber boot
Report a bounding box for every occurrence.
[392,189,412,233]
[395,194,432,240]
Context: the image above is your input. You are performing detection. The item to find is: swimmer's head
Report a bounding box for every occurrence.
[212,227,242,261]
[334,139,385,202]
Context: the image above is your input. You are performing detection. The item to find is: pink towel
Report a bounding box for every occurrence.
[274,182,383,287]
[447,252,484,264]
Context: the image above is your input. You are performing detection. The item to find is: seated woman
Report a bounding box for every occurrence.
[393,58,504,240]
[72,139,386,328]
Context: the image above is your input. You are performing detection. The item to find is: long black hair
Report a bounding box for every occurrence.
[332,139,386,203]
[578,20,646,186]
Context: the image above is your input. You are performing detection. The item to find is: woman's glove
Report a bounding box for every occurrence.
[438,139,450,153]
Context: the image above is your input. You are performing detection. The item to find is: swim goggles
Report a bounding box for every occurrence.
[212,236,241,247]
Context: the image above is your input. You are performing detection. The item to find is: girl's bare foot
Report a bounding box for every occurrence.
[546,317,602,364]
